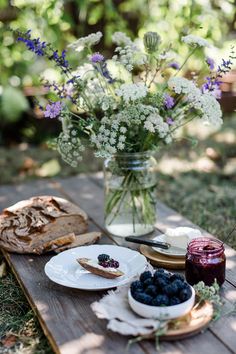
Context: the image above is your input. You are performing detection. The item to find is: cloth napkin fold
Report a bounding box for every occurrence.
[91,283,162,336]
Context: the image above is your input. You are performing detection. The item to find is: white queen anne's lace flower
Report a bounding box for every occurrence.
[144,114,170,138]
[168,77,222,127]
[68,32,103,52]
[168,77,202,101]
[112,32,133,46]
[182,34,211,48]
[115,83,147,103]
[198,93,223,127]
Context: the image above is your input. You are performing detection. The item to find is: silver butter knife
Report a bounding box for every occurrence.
[125,236,186,253]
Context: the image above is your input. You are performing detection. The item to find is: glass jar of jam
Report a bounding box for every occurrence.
[185,237,226,286]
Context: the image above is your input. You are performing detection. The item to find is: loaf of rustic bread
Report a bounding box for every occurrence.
[0,195,98,254]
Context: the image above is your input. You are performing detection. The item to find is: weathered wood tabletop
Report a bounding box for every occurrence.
[0,173,236,354]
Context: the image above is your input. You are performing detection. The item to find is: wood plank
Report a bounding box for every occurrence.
[58,175,235,354]
[0,181,146,354]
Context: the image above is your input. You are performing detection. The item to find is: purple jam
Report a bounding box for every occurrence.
[185,238,226,286]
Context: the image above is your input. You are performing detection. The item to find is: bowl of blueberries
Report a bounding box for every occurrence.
[128,269,195,320]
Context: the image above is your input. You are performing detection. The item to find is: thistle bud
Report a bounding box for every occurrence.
[143,32,161,53]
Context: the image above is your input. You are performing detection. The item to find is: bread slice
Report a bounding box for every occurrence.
[77,257,124,279]
[55,232,102,253]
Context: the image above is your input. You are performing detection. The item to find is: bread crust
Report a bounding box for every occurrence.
[77,257,124,279]
[0,196,88,254]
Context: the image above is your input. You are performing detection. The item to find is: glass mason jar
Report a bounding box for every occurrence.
[104,151,157,237]
[185,237,226,286]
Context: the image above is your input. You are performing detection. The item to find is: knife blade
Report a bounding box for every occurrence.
[125,236,170,249]
[125,236,186,253]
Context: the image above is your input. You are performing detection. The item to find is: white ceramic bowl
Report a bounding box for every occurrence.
[128,286,195,320]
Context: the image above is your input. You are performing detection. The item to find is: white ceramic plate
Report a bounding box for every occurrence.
[44,244,148,290]
[152,234,186,258]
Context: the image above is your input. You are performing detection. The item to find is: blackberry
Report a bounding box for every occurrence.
[135,292,152,305]
[163,283,179,296]
[98,254,110,263]
[157,268,165,273]
[154,277,169,289]
[170,273,184,282]
[100,261,110,268]
[179,287,192,302]
[169,296,181,306]
[143,278,153,288]
[139,271,152,283]
[152,294,169,306]
[172,279,185,292]
[108,259,119,268]
[145,285,158,297]
[130,280,143,292]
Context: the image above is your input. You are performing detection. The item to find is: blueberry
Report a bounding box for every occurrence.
[135,292,153,305]
[169,296,181,305]
[179,287,192,302]
[140,271,152,283]
[145,285,158,297]
[98,254,110,263]
[170,273,185,282]
[143,278,153,288]
[152,294,169,306]
[163,283,179,296]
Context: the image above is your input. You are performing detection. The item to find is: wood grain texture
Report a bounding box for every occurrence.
[0,176,236,354]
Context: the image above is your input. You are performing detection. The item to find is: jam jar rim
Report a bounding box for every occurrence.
[187,237,224,257]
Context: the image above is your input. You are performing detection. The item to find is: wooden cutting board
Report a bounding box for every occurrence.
[140,244,185,269]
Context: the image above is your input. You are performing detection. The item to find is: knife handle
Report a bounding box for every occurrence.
[125,236,169,249]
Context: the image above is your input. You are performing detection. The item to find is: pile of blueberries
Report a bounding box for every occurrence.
[130,269,192,306]
[97,254,119,268]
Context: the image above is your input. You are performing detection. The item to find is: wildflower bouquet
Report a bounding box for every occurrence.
[16,29,235,236]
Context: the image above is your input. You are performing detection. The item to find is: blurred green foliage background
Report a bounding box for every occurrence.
[0,0,236,145]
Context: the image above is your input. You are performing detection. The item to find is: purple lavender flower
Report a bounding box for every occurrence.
[206,57,215,70]
[168,61,180,70]
[91,52,104,63]
[17,30,70,72]
[164,94,175,109]
[17,31,46,56]
[201,77,222,99]
[44,101,63,119]
[166,117,174,125]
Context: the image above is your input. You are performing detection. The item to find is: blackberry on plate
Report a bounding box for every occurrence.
[135,292,153,305]
[163,283,179,296]
[108,259,119,268]
[169,296,181,305]
[145,285,157,297]
[152,294,169,306]
[99,261,110,268]
[143,278,153,288]
[179,287,192,302]
[140,271,152,283]
[98,254,110,263]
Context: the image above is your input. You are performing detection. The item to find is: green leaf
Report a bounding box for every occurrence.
[1,86,29,123]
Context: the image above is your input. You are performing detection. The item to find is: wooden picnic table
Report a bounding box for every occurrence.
[0,173,236,354]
